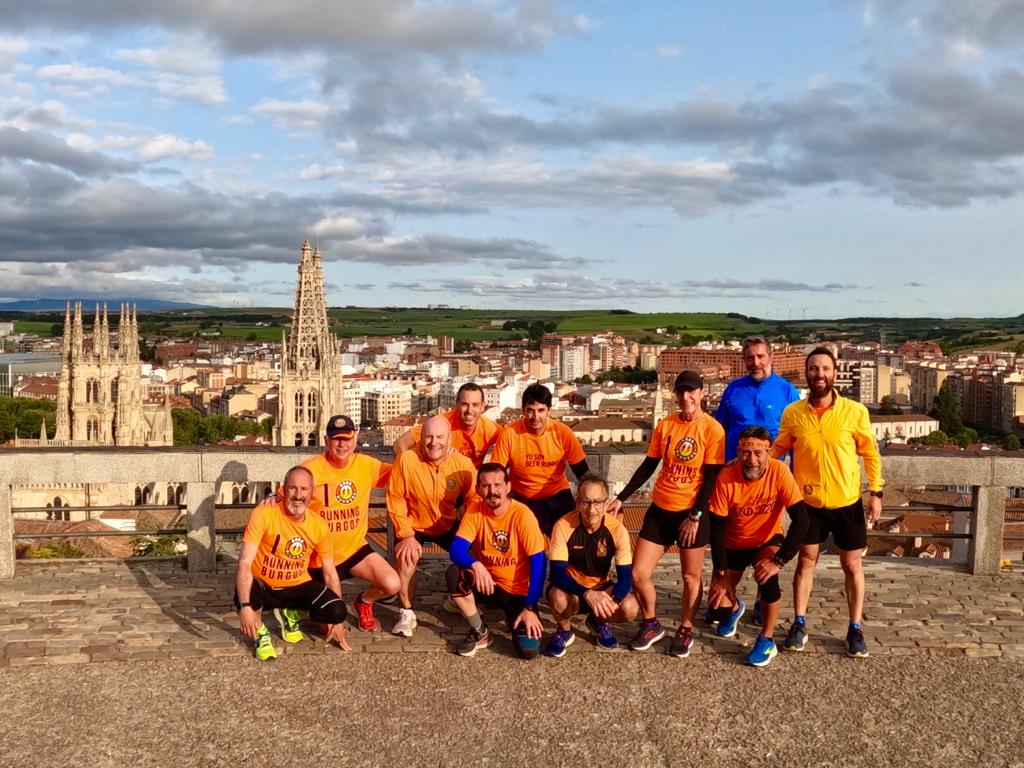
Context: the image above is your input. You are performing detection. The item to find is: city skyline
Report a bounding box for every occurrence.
[1,2,1022,318]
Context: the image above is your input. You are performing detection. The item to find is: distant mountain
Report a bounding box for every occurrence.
[0,298,212,312]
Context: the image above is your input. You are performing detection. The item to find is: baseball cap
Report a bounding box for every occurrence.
[325,414,356,438]
[673,370,704,392]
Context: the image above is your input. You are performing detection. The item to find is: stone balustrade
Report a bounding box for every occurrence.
[1,447,1021,578]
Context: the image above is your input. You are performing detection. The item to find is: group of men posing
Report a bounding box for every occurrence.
[236,337,883,667]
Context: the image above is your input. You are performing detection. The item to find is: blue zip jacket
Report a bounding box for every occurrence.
[715,372,800,461]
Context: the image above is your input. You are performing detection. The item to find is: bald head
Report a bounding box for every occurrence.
[421,415,451,464]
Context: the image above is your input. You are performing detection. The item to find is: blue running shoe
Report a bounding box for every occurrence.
[746,634,777,667]
[715,596,746,638]
[544,627,576,658]
[783,621,808,651]
[846,627,869,658]
[586,614,618,650]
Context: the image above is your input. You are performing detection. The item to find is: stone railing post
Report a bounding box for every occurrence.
[186,482,217,573]
[970,484,1008,575]
[0,484,13,580]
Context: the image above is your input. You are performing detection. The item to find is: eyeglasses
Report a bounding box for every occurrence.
[579,498,609,508]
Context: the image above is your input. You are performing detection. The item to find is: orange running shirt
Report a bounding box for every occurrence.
[455,498,546,596]
[549,511,632,589]
[242,498,330,589]
[301,452,391,566]
[647,412,726,511]
[491,418,587,500]
[408,410,503,468]
[387,449,477,539]
[709,458,803,550]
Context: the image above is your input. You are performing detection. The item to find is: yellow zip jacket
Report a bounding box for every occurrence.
[772,394,883,509]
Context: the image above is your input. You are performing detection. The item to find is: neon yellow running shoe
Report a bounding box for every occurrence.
[275,608,304,644]
[254,626,278,661]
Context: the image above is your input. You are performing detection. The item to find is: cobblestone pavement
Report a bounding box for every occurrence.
[2,556,1023,666]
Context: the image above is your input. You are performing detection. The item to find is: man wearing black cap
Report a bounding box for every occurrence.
[301,415,400,633]
[610,370,725,657]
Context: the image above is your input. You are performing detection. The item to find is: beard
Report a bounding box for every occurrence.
[742,465,766,481]
[809,378,834,399]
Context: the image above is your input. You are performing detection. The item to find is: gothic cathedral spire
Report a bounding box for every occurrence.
[274,240,343,446]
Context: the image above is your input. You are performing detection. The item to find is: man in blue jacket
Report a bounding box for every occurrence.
[713,336,799,624]
[716,336,800,461]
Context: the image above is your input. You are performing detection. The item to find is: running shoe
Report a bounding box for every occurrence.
[544,627,576,658]
[354,593,380,632]
[456,625,492,657]
[752,599,763,626]
[586,614,618,650]
[846,627,869,658]
[628,619,665,651]
[254,626,277,661]
[392,608,417,638]
[442,596,460,614]
[715,596,746,638]
[783,621,808,652]
[746,634,778,667]
[666,626,693,658]
[274,607,304,644]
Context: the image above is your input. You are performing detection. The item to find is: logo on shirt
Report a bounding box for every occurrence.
[674,436,698,462]
[284,536,307,560]
[596,538,608,558]
[335,480,357,505]
[446,477,457,490]
[492,529,511,553]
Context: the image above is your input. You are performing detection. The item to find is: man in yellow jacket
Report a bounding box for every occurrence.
[772,347,883,658]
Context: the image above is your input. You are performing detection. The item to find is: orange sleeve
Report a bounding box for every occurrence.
[548,517,570,561]
[646,418,666,458]
[706,420,726,464]
[709,475,729,518]
[779,463,803,507]
[491,426,512,466]
[562,423,586,464]
[519,512,546,557]
[376,460,392,488]
[386,455,415,540]
[242,504,269,547]
[456,511,479,544]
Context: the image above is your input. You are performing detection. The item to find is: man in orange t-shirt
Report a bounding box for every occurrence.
[491,383,589,535]
[235,465,350,659]
[610,370,725,658]
[301,415,400,633]
[387,414,476,637]
[394,382,502,467]
[446,463,547,659]
[707,426,808,667]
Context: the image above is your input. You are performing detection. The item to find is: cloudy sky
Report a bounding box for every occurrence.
[1,1,1022,317]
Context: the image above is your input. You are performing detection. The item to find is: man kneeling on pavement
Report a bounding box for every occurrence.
[707,426,808,667]
[235,465,350,659]
[446,462,546,659]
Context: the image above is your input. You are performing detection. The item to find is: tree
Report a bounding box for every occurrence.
[878,395,901,415]
[921,430,949,446]
[1004,434,1021,451]
[929,382,963,436]
[576,374,593,385]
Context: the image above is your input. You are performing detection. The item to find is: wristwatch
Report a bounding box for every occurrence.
[771,554,787,568]
[525,603,539,613]
[869,490,883,499]
[238,601,252,608]
[689,510,703,522]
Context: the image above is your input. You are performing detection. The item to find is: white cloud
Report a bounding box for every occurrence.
[115,42,220,75]
[0,35,30,72]
[68,132,213,163]
[252,99,328,131]
[298,162,347,181]
[312,215,365,239]
[655,45,681,59]
[38,62,136,87]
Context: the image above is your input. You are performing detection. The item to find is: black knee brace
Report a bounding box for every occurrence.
[446,564,475,597]
[759,574,781,604]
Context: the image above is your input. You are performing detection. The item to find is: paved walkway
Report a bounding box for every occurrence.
[1,556,1023,666]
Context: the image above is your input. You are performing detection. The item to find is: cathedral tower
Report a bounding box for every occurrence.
[274,240,343,446]
[53,302,172,446]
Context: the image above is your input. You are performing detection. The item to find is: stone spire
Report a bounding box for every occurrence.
[275,240,343,446]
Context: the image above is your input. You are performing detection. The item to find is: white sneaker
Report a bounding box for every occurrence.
[392,608,417,637]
